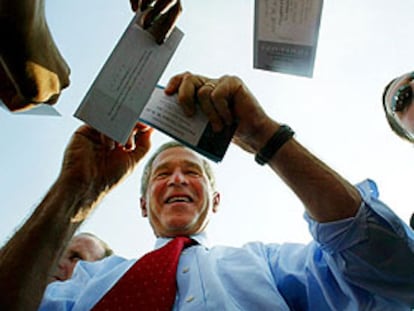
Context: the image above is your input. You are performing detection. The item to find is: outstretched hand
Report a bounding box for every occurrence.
[165,72,272,154]
[130,0,182,44]
[60,123,153,199]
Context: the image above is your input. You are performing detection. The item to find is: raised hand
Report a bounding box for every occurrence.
[130,0,182,44]
[165,72,271,154]
[60,123,153,201]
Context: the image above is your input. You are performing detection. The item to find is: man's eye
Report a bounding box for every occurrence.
[155,172,170,178]
[186,170,200,176]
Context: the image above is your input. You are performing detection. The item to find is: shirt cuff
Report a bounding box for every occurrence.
[304,179,405,254]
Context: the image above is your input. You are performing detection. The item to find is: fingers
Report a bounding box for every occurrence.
[135,122,153,132]
[76,125,117,151]
[123,128,138,151]
[166,72,237,132]
[197,82,227,132]
[75,122,153,153]
[130,124,154,161]
[0,62,37,112]
[124,123,153,151]
[164,72,186,94]
[0,58,68,111]
[167,72,205,115]
[130,0,151,12]
[137,0,182,44]
[151,1,181,44]
[141,0,177,25]
[139,0,153,11]
[141,0,179,18]
[129,0,140,11]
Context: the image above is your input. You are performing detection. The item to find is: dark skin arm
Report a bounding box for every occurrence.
[0,123,153,311]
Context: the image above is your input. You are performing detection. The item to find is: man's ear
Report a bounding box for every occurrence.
[212,191,220,213]
[140,197,148,217]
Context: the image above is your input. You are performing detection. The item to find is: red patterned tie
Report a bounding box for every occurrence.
[92,236,194,310]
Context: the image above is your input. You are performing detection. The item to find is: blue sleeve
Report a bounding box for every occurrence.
[38,262,91,311]
[305,179,414,307]
[38,255,129,311]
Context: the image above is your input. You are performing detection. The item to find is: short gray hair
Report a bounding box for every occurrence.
[140,141,216,196]
[76,232,113,258]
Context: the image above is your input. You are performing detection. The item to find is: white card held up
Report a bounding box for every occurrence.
[254,0,324,78]
[141,86,237,162]
[74,14,184,144]
[75,15,235,162]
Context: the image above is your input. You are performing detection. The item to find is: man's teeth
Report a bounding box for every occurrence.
[167,196,191,203]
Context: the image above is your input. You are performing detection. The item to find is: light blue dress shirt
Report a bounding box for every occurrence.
[39,180,414,310]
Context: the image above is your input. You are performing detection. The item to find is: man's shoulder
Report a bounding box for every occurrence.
[76,254,134,276]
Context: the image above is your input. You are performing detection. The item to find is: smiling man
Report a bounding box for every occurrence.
[140,143,220,238]
[1,72,413,310]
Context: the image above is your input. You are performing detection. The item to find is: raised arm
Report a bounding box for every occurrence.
[165,72,361,222]
[0,123,152,311]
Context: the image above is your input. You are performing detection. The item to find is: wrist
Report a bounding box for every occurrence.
[54,174,102,216]
[245,119,282,153]
[255,125,295,165]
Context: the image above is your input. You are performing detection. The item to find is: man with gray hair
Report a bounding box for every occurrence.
[1,72,413,310]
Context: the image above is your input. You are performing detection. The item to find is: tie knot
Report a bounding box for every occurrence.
[170,236,196,249]
[93,235,197,311]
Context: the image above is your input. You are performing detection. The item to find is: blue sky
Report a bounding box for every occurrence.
[1,0,414,258]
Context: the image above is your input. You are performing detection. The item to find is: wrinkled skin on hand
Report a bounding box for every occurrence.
[61,123,153,200]
[165,72,271,154]
[0,0,182,112]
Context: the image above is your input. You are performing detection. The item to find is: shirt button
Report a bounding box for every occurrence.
[182,267,190,273]
[185,296,195,303]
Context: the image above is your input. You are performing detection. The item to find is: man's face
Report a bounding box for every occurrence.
[49,235,105,282]
[141,147,220,237]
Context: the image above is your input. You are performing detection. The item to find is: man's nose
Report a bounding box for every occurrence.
[168,169,187,185]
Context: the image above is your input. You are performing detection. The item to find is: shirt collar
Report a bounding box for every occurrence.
[154,232,210,249]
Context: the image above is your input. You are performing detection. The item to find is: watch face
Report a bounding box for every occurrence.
[383,72,414,141]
